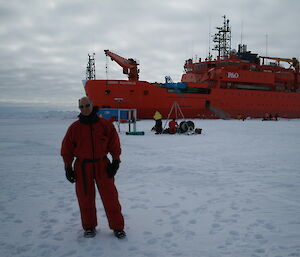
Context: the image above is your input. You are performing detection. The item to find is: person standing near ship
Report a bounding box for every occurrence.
[61,96,126,239]
[153,111,163,134]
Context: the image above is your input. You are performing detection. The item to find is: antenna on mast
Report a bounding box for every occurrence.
[208,16,212,60]
[265,34,268,57]
[240,20,243,45]
[86,53,96,80]
[212,15,231,59]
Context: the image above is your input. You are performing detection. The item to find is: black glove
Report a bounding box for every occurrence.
[107,160,120,178]
[65,167,76,183]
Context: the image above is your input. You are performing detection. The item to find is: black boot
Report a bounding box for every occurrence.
[113,230,126,239]
[84,228,96,238]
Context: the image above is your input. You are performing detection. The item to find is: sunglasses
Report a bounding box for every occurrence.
[79,103,91,109]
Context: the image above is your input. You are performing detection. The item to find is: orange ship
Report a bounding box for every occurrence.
[84,16,300,119]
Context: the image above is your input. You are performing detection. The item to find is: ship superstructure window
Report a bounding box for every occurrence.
[167,88,211,94]
[143,90,149,95]
[207,63,216,68]
[105,90,111,95]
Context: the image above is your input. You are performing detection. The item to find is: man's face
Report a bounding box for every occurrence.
[79,98,93,116]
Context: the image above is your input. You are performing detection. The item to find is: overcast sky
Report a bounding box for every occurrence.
[0,0,299,108]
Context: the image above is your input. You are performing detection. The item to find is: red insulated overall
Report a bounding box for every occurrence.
[168,120,178,134]
[61,117,124,231]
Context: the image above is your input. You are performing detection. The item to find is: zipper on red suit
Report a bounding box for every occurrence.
[89,124,96,179]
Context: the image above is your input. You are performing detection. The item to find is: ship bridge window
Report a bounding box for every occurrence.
[218,62,228,66]
[194,64,207,70]
[105,90,111,95]
[197,64,207,69]
[168,88,211,94]
[207,63,216,68]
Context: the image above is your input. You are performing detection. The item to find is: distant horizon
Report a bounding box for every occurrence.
[0,101,77,111]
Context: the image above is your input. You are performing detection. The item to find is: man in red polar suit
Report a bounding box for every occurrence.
[61,97,126,239]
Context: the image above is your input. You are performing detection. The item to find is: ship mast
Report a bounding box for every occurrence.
[213,15,231,59]
[86,53,96,80]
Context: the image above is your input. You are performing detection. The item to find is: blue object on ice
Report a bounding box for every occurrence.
[97,109,128,120]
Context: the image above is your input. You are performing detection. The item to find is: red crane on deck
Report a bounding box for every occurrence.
[104,49,139,81]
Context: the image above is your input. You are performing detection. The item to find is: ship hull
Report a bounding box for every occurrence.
[84,80,300,119]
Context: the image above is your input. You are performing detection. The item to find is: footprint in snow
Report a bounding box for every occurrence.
[192,206,207,214]
[213,210,223,220]
[128,246,139,252]
[22,229,33,237]
[168,202,180,209]
[288,252,300,256]
[230,202,239,210]
[161,209,171,215]
[180,210,188,215]
[164,232,173,237]
[229,230,240,237]
[60,250,77,257]
[39,229,52,239]
[264,222,276,231]
[130,203,148,210]
[171,219,180,225]
[209,223,223,235]
[254,234,268,244]
[4,212,15,220]
[143,231,152,236]
[155,219,164,225]
[49,218,58,224]
[254,248,266,254]
[184,230,196,239]
[72,211,79,217]
[255,234,264,239]
[147,238,157,245]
